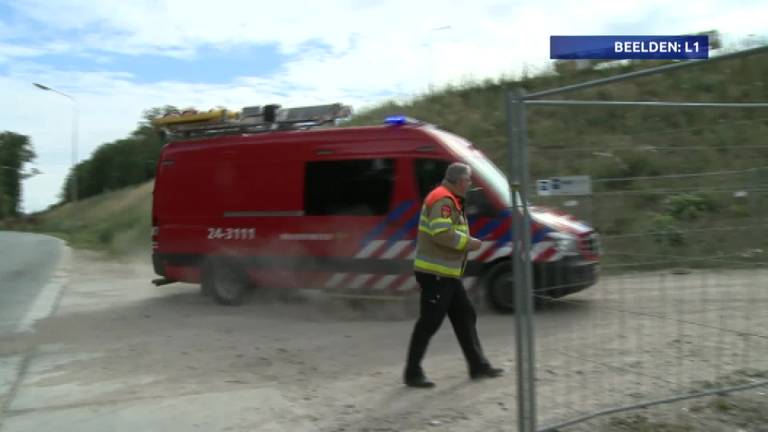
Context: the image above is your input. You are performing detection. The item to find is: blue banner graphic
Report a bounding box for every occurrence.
[550,35,709,60]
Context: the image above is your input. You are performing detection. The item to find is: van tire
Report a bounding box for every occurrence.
[202,258,249,306]
[200,279,213,297]
[485,262,516,312]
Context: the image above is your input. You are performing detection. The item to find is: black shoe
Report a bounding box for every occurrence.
[404,375,436,388]
[470,367,504,380]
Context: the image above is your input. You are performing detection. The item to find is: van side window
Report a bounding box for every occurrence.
[305,159,395,216]
[415,158,497,217]
[414,159,451,200]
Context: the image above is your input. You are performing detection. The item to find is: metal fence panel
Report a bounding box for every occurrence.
[506,47,768,431]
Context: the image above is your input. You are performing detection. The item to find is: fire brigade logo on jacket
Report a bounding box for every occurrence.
[441,205,452,218]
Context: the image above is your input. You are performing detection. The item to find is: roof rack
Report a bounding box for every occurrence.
[152,103,352,140]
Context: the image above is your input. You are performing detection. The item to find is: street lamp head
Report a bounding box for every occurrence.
[32,81,78,201]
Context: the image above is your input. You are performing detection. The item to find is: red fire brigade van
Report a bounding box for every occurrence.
[151,103,600,311]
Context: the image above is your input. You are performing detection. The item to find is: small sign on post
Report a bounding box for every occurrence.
[537,175,592,196]
[537,179,553,196]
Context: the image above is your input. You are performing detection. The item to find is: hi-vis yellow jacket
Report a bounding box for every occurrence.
[414,185,470,278]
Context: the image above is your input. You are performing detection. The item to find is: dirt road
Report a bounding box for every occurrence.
[1,250,766,431]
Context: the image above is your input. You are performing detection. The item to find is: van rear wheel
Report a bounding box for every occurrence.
[202,258,250,306]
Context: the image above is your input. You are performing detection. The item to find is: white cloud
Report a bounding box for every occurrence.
[0,43,47,58]
[2,0,768,212]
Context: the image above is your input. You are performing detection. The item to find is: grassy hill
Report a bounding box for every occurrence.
[4,181,153,255]
[5,47,767,269]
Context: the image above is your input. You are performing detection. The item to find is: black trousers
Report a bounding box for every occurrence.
[405,271,491,377]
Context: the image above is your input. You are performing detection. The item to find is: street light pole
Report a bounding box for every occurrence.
[33,83,78,203]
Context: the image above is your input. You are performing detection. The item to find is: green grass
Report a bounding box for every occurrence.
[2,181,153,255]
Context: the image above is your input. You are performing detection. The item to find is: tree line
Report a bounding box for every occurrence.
[58,106,178,204]
[1,106,180,219]
[0,131,36,218]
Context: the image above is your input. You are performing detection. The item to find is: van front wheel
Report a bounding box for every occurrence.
[485,262,516,312]
[202,258,250,306]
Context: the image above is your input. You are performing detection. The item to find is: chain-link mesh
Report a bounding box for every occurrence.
[506,47,768,431]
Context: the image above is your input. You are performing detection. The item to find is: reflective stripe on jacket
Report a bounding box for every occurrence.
[414,185,470,278]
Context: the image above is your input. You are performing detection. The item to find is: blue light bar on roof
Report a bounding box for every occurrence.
[385,115,407,125]
[385,115,422,126]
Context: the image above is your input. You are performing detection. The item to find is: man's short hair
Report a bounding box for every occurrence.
[444,162,471,185]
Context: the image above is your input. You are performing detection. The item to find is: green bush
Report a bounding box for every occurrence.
[662,193,718,221]
[644,213,685,246]
[98,229,113,245]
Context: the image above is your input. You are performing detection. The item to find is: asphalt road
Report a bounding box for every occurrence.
[0,232,63,334]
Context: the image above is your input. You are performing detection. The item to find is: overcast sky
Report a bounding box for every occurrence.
[1,0,767,212]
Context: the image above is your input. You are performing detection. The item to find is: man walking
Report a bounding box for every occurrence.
[404,162,503,388]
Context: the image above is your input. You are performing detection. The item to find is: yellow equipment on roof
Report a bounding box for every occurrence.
[152,103,352,140]
[151,109,238,128]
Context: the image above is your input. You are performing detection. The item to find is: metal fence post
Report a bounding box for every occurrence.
[507,88,537,432]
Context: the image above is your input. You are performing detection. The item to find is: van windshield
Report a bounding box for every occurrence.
[434,130,522,209]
